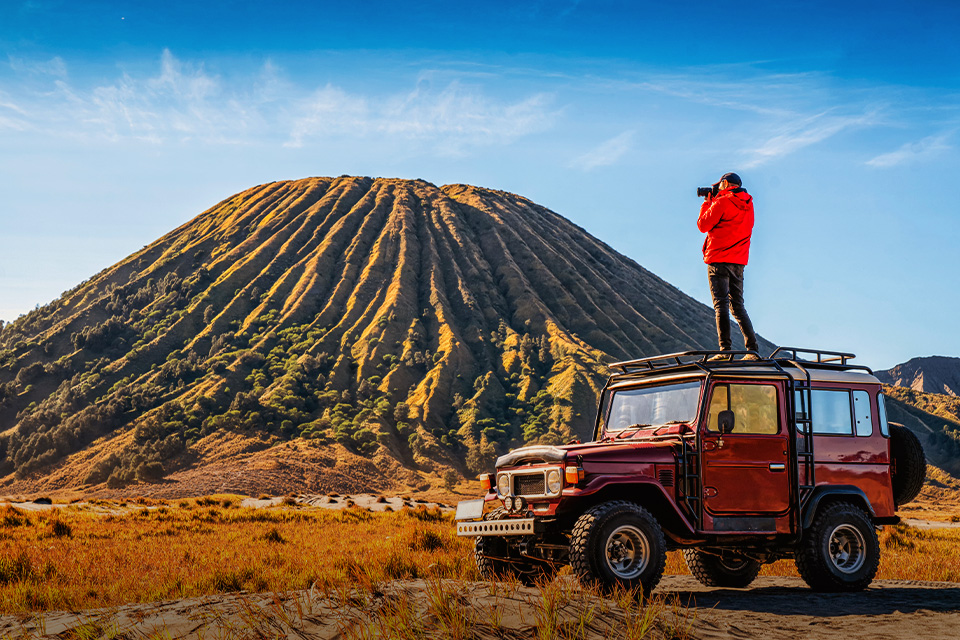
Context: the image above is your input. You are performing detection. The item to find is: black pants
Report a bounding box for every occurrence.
[708,262,758,352]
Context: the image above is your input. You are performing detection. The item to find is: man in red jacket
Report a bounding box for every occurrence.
[697,172,759,360]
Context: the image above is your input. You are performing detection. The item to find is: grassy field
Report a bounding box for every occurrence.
[0,496,956,618]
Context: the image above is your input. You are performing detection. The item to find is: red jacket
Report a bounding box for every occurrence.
[697,187,754,265]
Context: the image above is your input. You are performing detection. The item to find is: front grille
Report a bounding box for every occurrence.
[514,473,545,496]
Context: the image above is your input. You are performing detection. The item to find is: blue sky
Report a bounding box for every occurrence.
[1,0,958,370]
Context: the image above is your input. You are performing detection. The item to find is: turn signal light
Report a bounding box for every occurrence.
[564,466,584,485]
[479,473,493,492]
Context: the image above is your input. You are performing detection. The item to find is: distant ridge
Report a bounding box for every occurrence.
[877,356,960,397]
[0,176,770,496]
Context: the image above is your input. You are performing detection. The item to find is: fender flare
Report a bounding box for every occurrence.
[566,477,696,537]
[801,485,876,530]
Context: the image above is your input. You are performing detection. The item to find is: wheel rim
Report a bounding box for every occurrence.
[827,523,866,574]
[603,525,650,579]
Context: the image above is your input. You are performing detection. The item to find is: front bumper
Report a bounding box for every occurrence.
[456,518,538,537]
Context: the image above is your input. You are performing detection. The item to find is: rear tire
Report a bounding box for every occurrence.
[890,423,926,507]
[795,502,879,592]
[683,548,761,588]
[569,501,666,595]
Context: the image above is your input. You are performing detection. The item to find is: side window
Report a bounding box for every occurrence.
[811,389,853,435]
[707,385,729,431]
[708,383,779,435]
[853,390,872,436]
[877,393,890,437]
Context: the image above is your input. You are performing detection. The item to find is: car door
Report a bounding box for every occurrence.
[700,380,791,516]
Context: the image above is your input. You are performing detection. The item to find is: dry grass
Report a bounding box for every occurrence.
[0,498,956,638]
[0,500,697,639]
[0,502,470,613]
[5,577,697,640]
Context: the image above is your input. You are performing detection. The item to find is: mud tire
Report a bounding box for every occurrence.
[475,534,515,581]
[795,502,879,592]
[682,549,762,588]
[890,423,926,507]
[569,500,666,595]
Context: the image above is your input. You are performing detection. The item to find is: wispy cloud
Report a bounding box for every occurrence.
[741,109,881,168]
[609,69,893,167]
[7,55,67,77]
[2,50,255,143]
[1,50,557,155]
[570,130,635,171]
[288,80,555,155]
[866,132,953,168]
[0,91,30,130]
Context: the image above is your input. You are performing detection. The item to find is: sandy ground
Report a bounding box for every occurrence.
[1,576,958,639]
[1,497,956,638]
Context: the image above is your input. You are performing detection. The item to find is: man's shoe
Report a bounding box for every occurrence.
[741,353,761,361]
[707,353,731,361]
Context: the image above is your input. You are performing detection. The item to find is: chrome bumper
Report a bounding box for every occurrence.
[456,518,536,537]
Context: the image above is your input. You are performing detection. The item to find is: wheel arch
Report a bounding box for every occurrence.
[801,486,876,531]
[567,481,696,541]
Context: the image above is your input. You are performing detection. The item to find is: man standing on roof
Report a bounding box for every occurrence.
[697,172,760,361]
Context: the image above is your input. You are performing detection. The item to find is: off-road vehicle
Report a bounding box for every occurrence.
[455,347,926,593]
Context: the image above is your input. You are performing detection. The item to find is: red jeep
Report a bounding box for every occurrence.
[456,348,926,593]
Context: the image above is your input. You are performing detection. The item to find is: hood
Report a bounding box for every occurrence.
[495,438,677,469]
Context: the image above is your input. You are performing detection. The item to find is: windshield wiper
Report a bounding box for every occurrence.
[651,420,690,436]
[602,424,651,441]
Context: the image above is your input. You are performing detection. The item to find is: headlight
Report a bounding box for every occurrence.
[546,469,562,494]
[497,473,510,496]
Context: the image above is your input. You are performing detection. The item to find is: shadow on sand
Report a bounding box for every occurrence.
[663,580,960,617]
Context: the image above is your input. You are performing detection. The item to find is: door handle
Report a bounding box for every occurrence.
[769,463,786,472]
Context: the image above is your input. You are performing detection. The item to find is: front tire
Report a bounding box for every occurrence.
[683,548,761,588]
[795,502,879,592]
[569,501,666,595]
[474,509,556,586]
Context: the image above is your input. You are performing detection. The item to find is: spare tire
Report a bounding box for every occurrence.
[890,423,925,507]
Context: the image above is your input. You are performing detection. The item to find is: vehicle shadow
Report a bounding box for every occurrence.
[662,581,960,616]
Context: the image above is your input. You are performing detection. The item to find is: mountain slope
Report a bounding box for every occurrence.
[0,176,767,495]
[877,356,960,396]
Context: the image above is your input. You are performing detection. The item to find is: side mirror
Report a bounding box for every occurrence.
[718,410,736,434]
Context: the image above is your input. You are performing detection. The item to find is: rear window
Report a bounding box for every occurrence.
[853,390,873,436]
[878,393,890,437]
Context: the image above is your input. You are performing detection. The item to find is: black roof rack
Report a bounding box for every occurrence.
[608,347,873,377]
[610,350,757,373]
[769,346,857,366]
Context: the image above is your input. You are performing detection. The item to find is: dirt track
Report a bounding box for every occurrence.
[2,576,958,639]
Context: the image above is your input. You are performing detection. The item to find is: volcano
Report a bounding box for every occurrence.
[0,176,763,496]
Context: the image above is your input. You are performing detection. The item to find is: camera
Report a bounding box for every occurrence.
[697,186,718,198]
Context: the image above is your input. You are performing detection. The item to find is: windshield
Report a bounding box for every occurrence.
[604,381,702,432]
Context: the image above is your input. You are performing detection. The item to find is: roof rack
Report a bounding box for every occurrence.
[769,346,856,366]
[610,350,759,373]
[609,346,873,377]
